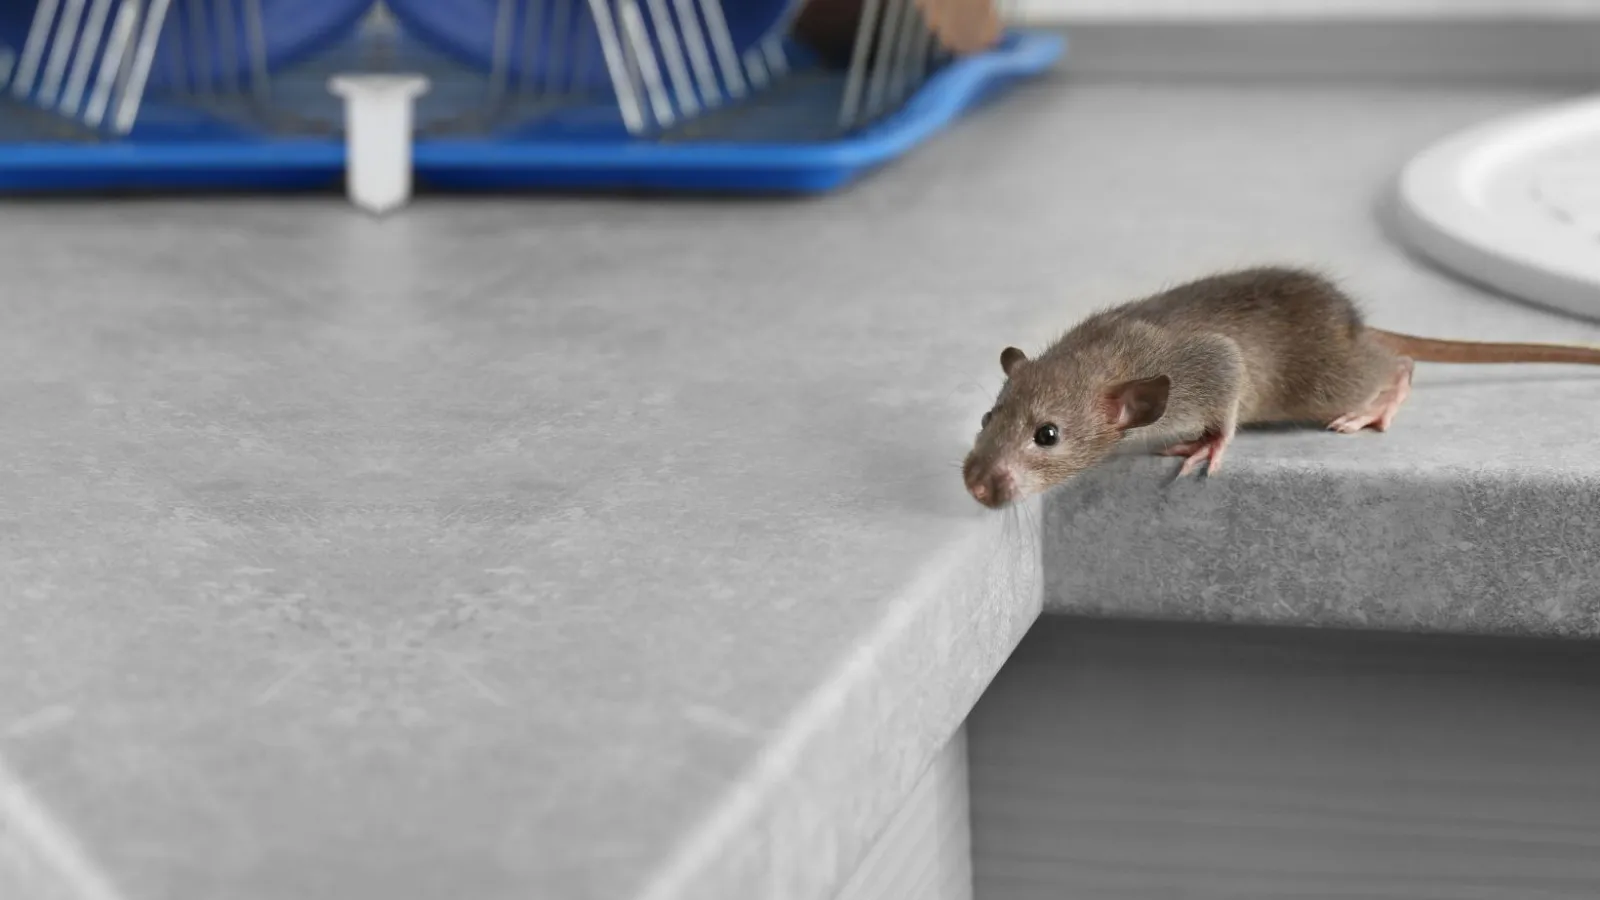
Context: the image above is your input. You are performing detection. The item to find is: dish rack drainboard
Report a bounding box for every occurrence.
[0,0,1063,198]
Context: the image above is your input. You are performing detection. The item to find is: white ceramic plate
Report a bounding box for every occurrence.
[1395,91,1600,322]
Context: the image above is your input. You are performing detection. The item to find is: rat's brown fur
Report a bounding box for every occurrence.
[961,266,1600,509]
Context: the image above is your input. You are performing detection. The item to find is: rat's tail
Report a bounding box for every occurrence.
[1367,328,1600,365]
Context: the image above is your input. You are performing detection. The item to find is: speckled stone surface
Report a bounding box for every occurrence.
[1,75,1598,900]
[1046,449,1600,636]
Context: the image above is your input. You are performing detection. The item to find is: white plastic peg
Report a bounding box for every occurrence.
[328,74,431,215]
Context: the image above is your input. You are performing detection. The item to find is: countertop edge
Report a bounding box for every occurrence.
[638,517,1043,900]
[1031,18,1600,84]
[1042,457,1600,639]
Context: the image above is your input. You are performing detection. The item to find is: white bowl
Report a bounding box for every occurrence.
[1395,92,1600,322]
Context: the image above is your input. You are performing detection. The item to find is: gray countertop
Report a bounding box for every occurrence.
[3,69,1599,900]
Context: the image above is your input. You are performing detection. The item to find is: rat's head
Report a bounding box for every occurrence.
[961,346,1169,509]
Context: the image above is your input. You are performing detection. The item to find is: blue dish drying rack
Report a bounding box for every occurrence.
[0,0,1064,196]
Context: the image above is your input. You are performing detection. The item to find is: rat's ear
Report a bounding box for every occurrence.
[999,346,1028,376]
[1104,374,1170,430]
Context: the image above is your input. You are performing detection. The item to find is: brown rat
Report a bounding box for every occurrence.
[962,266,1600,509]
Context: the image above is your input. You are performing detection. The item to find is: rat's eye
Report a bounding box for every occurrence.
[1033,423,1060,447]
[981,410,994,428]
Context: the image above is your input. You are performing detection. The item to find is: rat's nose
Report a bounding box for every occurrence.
[962,458,989,503]
[963,463,1016,509]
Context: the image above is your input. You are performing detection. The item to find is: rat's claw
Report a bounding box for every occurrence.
[1328,414,1372,433]
[1177,451,1210,477]
[1169,432,1231,477]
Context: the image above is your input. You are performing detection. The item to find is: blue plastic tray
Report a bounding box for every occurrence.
[0,28,1063,195]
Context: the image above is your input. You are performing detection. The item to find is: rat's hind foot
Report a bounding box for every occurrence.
[1157,439,1206,457]
[1328,357,1415,434]
[1158,431,1233,477]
